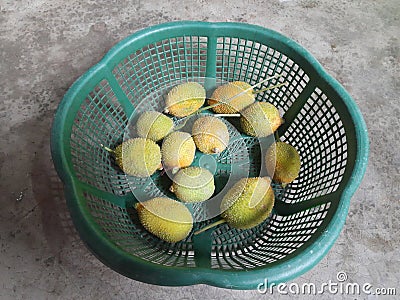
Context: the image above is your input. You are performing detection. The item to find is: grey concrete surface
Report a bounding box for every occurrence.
[0,0,399,299]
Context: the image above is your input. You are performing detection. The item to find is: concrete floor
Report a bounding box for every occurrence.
[0,0,399,299]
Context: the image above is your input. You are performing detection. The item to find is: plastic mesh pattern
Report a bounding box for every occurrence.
[211,202,331,269]
[70,80,130,195]
[113,36,208,108]
[280,87,348,203]
[216,37,309,113]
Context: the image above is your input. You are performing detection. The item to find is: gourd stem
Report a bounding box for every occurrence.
[194,219,226,235]
[253,82,287,94]
[100,144,114,154]
[274,131,281,142]
[213,113,241,118]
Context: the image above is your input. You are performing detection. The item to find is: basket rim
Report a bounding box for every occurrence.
[50,21,369,289]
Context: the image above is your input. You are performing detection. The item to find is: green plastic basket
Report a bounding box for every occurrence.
[51,21,369,289]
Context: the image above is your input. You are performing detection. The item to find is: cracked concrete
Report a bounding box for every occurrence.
[0,0,399,299]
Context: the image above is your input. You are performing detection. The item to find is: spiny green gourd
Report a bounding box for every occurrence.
[265,141,301,184]
[170,166,215,203]
[195,177,275,234]
[240,101,282,137]
[136,111,174,142]
[208,81,255,114]
[161,131,196,173]
[135,197,193,243]
[192,116,229,154]
[112,138,162,177]
[165,82,206,117]
[221,177,275,229]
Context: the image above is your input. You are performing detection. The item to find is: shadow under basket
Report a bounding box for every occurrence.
[50,21,369,289]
